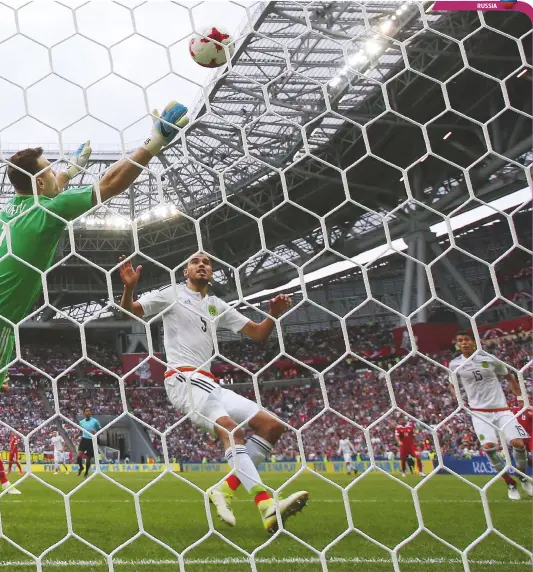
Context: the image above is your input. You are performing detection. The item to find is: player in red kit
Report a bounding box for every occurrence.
[396,423,426,477]
[8,432,23,475]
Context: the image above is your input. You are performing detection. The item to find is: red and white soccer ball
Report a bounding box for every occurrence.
[189,27,235,68]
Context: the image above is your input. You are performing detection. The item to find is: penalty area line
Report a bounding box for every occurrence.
[0,557,531,567]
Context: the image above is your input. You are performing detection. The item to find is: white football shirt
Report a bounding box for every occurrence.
[138,283,250,371]
[51,435,64,451]
[448,351,508,410]
[338,438,355,455]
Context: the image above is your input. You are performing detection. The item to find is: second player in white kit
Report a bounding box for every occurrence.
[120,252,308,533]
[337,435,357,475]
[449,331,531,500]
[51,432,69,474]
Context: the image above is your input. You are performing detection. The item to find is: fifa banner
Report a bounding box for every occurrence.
[34,463,181,473]
[439,456,532,477]
[122,353,165,383]
[182,460,434,475]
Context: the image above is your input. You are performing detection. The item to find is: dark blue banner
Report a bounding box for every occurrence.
[439,456,532,476]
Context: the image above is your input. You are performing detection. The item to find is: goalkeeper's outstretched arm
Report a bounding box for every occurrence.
[96,101,189,205]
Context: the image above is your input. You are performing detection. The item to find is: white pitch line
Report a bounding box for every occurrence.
[0,556,531,567]
[0,499,520,504]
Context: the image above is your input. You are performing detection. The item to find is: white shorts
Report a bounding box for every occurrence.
[164,371,259,435]
[53,451,64,464]
[471,410,529,445]
[343,453,353,463]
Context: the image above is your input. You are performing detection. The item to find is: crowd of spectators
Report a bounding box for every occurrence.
[11,340,121,378]
[1,325,530,462]
[0,383,56,452]
[128,331,532,462]
[218,322,395,373]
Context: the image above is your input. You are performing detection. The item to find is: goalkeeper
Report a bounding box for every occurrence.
[0,101,188,396]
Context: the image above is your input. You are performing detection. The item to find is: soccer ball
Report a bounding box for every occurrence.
[189,27,234,68]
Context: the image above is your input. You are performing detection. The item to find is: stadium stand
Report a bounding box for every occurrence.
[2,327,529,461]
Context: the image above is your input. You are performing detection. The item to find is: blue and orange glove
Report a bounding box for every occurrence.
[143,101,189,156]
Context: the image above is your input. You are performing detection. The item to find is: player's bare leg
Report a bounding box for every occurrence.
[510,438,532,496]
[77,453,85,477]
[482,442,520,499]
[0,458,20,495]
[415,454,426,477]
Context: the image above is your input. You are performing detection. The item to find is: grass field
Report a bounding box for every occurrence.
[0,470,530,571]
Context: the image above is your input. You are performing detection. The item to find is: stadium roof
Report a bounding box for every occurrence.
[0,1,530,320]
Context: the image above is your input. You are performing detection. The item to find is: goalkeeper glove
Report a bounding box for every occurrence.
[142,101,189,156]
[65,140,92,180]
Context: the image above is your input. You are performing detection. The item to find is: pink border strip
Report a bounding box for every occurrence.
[432,0,533,20]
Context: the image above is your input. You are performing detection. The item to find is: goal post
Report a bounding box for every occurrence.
[0,1,530,571]
[100,446,120,465]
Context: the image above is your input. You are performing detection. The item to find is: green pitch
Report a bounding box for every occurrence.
[0,471,530,571]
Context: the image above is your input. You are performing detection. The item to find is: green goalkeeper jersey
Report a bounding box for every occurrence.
[0,186,94,328]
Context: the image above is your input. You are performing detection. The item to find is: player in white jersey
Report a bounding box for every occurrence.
[449,331,532,500]
[337,433,357,475]
[120,252,308,533]
[51,431,69,475]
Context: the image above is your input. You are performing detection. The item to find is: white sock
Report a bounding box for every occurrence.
[246,435,273,467]
[513,447,528,474]
[225,445,264,493]
[346,462,352,472]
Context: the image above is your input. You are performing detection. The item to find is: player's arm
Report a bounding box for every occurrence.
[240,295,292,342]
[55,141,93,192]
[119,257,144,317]
[448,365,458,400]
[395,430,401,448]
[119,258,172,319]
[506,371,522,397]
[47,102,188,220]
[96,103,188,204]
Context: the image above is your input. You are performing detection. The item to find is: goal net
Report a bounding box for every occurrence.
[100,446,120,465]
[0,1,531,571]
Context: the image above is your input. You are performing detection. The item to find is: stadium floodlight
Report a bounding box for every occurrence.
[379,19,394,33]
[348,51,367,65]
[365,39,382,55]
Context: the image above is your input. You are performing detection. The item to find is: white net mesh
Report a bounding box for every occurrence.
[0,1,531,570]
